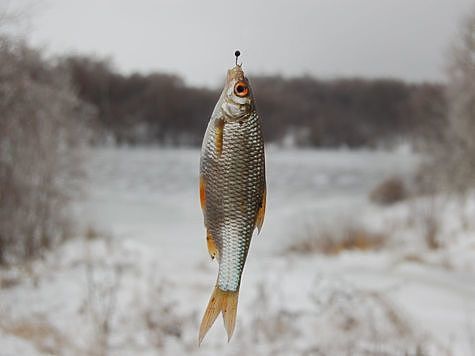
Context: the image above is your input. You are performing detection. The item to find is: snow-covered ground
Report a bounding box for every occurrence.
[1,147,474,355]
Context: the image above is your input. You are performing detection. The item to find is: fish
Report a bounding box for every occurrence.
[198,51,266,345]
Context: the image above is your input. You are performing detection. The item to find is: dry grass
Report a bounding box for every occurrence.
[142,280,186,348]
[0,274,21,289]
[407,196,443,250]
[249,283,300,344]
[286,226,385,256]
[307,279,451,355]
[370,176,408,206]
[82,248,123,356]
[401,253,427,264]
[85,226,102,241]
[2,318,71,355]
[84,226,111,241]
[235,278,447,355]
[424,214,441,250]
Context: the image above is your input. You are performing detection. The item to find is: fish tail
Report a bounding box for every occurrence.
[198,286,239,345]
[222,288,239,342]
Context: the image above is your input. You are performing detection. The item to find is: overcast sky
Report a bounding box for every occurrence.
[16,0,475,86]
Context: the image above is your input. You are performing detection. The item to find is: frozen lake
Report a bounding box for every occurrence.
[3,147,474,355]
[80,146,419,257]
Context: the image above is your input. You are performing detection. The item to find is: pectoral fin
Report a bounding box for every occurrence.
[215,119,225,157]
[200,176,217,259]
[255,187,266,234]
[199,176,206,211]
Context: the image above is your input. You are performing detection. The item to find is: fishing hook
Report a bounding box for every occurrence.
[234,50,241,66]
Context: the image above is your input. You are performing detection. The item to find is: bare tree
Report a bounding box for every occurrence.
[429,8,475,193]
[447,9,475,189]
[0,35,91,263]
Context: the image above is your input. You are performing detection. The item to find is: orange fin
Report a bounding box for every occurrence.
[199,287,239,345]
[199,287,222,346]
[222,289,239,341]
[215,119,225,157]
[199,176,206,211]
[255,187,266,234]
[206,230,218,260]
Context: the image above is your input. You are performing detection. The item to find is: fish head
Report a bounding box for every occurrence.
[219,65,255,122]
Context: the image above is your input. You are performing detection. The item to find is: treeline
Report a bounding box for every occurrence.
[253,77,445,147]
[63,56,216,146]
[62,55,446,148]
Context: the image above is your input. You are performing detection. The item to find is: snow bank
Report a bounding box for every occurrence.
[1,148,474,355]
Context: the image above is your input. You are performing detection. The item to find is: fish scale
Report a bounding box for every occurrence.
[201,112,264,291]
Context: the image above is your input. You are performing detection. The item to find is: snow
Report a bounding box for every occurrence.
[1,147,474,355]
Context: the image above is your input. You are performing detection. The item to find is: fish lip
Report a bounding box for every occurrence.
[226,65,246,83]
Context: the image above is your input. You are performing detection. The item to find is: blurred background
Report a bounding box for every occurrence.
[1,0,475,355]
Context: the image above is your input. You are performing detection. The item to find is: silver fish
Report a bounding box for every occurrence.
[198,52,266,344]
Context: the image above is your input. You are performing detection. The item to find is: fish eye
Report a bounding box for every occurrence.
[234,81,249,97]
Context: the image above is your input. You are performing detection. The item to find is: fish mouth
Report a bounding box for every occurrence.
[226,66,246,83]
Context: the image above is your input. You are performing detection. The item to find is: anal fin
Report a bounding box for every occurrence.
[206,230,218,260]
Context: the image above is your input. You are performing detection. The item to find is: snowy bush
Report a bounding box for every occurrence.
[425,7,475,194]
[0,36,91,264]
[370,176,408,206]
